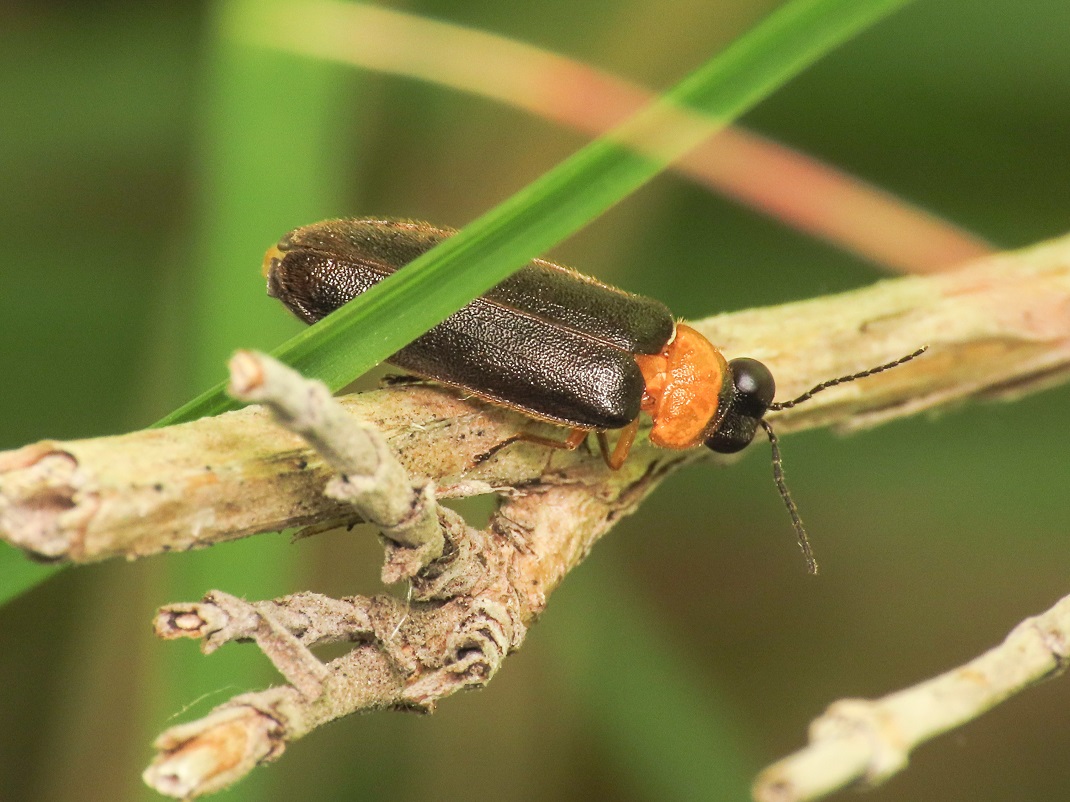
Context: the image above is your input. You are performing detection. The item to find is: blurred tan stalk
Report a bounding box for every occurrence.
[238,0,993,273]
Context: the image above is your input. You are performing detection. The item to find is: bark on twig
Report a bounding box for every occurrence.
[2,234,1070,798]
[3,232,1070,565]
[753,592,1070,802]
[226,349,444,580]
[142,345,676,798]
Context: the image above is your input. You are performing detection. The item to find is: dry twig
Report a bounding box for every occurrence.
[226,349,445,581]
[1,233,1070,798]
[3,233,1069,566]
[753,593,1070,801]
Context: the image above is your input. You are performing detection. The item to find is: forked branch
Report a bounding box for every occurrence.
[144,347,666,797]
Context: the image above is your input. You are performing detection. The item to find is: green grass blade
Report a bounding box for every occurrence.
[0,545,61,602]
[547,558,756,800]
[3,0,914,607]
[156,0,915,428]
[0,2,352,609]
[151,2,356,800]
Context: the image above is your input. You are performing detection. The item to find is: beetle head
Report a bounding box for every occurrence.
[703,357,776,454]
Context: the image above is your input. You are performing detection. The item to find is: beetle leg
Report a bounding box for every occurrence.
[472,427,590,466]
[515,427,590,452]
[596,417,639,470]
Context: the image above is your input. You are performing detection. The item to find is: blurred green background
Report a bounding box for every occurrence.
[2,1,1069,800]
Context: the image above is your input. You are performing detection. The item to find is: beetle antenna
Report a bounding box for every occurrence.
[768,346,928,411]
[759,418,818,575]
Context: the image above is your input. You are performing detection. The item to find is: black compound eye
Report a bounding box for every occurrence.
[704,358,776,454]
[727,358,775,416]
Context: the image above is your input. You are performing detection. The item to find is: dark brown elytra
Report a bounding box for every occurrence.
[265,218,926,573]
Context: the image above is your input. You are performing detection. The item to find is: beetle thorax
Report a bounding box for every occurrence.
[635,323,727,450]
